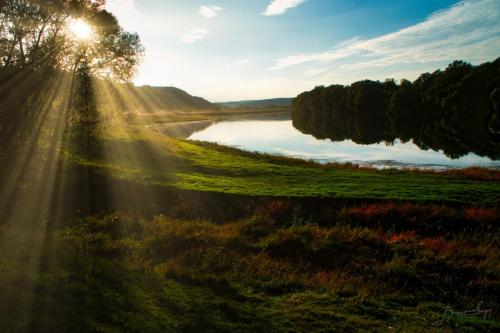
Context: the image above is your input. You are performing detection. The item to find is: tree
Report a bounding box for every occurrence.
[0,0,144,82]
[349,80,388,144]
[291,58,500,159]
[489,88,500,137]
[321,85,349,140]
[388,79,419,142]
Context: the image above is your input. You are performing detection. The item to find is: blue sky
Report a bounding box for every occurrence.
[106,0,500,101]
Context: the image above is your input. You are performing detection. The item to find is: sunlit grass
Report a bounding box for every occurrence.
[65,124,500,205]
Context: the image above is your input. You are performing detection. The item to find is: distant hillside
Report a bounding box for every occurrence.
[131,86,216,111]
[218,98,293,109]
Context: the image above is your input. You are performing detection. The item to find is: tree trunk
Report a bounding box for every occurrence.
[31,18,50,65]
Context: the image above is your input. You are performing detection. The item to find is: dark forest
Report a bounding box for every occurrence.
[292,58,500,159]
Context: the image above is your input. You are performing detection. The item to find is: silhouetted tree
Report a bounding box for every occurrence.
[291,58,500,159]
[389,79,418,142]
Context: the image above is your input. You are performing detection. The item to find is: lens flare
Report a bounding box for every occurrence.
[69,19,93,41]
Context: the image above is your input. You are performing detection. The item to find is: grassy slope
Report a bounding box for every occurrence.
[72,121,500,206]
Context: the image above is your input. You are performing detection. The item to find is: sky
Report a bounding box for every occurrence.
[106,0,500,102]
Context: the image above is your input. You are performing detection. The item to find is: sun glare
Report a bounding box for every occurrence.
[69,19,93,41]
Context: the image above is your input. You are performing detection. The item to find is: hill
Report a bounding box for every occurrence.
[218,97,293,108]
[132,86,216,111]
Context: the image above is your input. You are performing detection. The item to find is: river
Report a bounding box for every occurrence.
[187,118,500,169]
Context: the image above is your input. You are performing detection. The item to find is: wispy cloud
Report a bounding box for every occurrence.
[270,38,361,70]
[181,28,208,44]
[270,0,500,72]
[199,5,223,18]
[263,0,306,16]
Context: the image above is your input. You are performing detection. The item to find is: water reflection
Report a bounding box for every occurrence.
[189,120,500,169]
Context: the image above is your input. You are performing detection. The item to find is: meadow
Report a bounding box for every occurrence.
[71,116,500,206]
[1,1,499,331]
[0,97,499,332]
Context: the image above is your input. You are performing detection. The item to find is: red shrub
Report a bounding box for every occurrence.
[349,203,398,219]
[347,202,460,222]
[464,207,498,222]
[387,231,416,244]
[438,167,500,181]
[420,237,457,253]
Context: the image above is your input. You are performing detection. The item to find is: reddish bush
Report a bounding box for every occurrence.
[439,167,500,181]
[347,202,455,220]
[340,202,482,236]
[348,202,398,219]
[387,231,416,244]
[464,207,498,222]
[419,237,457,253]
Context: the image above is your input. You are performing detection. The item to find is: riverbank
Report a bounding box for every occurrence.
[143,107,290,138]
[136,107,290,125]
[64,116,500,206]
[187,119,500,170]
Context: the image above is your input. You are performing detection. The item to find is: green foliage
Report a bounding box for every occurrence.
[64,64,103,157]
[292,58,500,159]
[0,0,144,81]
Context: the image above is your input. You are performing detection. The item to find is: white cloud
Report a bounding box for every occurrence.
[270,39,362,70]
[106,0,138,14]
[304,66,334,77]
[270,0,500,72]
[199,5,223,18]
[181,28,208,44]
[263,0,306,16]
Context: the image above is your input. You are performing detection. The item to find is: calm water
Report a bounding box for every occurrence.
[188,119,500,169]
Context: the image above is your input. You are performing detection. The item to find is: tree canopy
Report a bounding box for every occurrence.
[291,58,500,159]
[0,0,144,81]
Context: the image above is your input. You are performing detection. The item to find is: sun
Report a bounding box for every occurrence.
[69,19,93,41]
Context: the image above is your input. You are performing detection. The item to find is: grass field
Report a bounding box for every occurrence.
[67,115,500,206]
[1,110,499,332]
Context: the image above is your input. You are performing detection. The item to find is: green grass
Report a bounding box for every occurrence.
[67,122,500,206]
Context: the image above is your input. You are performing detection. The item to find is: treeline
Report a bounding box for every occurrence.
[292,58,500,159]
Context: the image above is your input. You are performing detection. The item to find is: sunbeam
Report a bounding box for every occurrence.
[0,71,76,324]
[1,1,499,332]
